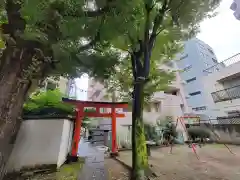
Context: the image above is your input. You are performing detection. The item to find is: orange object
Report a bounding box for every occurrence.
[62,98,128,156]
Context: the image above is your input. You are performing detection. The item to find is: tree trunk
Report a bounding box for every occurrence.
[0,52,32,179]
[131,82,148,180]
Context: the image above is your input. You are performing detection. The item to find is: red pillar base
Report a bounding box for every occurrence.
[65,154,79,164]
[110,151,119,157]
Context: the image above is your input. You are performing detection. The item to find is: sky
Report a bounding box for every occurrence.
[197,0,240,61]
[77,0,240,100]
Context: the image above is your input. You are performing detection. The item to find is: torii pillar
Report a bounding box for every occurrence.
[62,98,128,157]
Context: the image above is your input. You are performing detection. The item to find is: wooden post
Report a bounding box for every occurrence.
[72,106,83,157]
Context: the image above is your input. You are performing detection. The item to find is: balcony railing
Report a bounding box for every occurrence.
[203,53,240,74]
[211,85,240,103]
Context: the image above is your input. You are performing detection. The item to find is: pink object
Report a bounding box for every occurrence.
[191,143,200,160]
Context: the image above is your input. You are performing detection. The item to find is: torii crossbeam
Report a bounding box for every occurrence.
[62,98,128,157]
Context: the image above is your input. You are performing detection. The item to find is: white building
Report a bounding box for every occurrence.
[175,38,222,119]
[87,63,190,144]
[202,53,240,121]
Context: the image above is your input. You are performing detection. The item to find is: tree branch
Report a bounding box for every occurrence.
[171,0,184,26]
[142,2,153,78]
[2,0,26,38]
[131,53,137,80]
[85,0,116,17]
[149,0,172,50]
[53,0,116,18]
[84,6,111,17]
[78,16,106,51]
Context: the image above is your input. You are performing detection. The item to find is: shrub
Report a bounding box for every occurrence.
[23,89,74,116]
[187,126,211,139]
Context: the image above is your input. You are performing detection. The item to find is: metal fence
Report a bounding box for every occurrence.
[199,116,240,125]
[203,53,240,74]
[211,85,240,103]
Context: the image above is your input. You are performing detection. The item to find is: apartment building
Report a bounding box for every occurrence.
[175,38,223,119]
[202,53,240,121]
[87,63,190,143]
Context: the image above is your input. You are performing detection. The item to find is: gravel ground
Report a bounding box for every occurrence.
[146,145,240,180]
[118,144,240,180]
[105,158,130,180]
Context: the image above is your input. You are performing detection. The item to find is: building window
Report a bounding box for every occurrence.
[171,91,178,96]
[208,48,214,54]
[183,65,192,72]
[180,54,188,60]
[189,91,201,96]
[198,43,205,49]
[200,52,205,58]
[186,77,196,83]
[212,58,218,63]
[192,106,207,111]
[227,111,240,117]
[153,102,161,112]
[205,63,211,68]
[165,90,178,96]
[46,81,57,90]
[145,104,151,112]
[180,104,185,113]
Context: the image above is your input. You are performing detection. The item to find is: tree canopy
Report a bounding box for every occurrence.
[0,0,132,81]
[103,56,176,106]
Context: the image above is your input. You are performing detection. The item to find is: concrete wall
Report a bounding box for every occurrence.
[7,119,73,172]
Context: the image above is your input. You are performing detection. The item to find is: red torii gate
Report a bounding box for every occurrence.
[62,98,128,157]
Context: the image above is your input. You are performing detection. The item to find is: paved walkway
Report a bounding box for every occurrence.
[78,139,108,180]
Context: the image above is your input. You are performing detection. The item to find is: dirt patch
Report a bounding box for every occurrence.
[118,145,240,180]
[148,145,240,180]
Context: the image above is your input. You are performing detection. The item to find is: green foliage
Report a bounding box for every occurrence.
[102,0,221,108]
[0,0,221,85]
[144,123,158,141]
[23,89,95,127]
[104,57,175,105]
[0,0,134,82]
[157,117,178,140]
[23,89,74,114]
